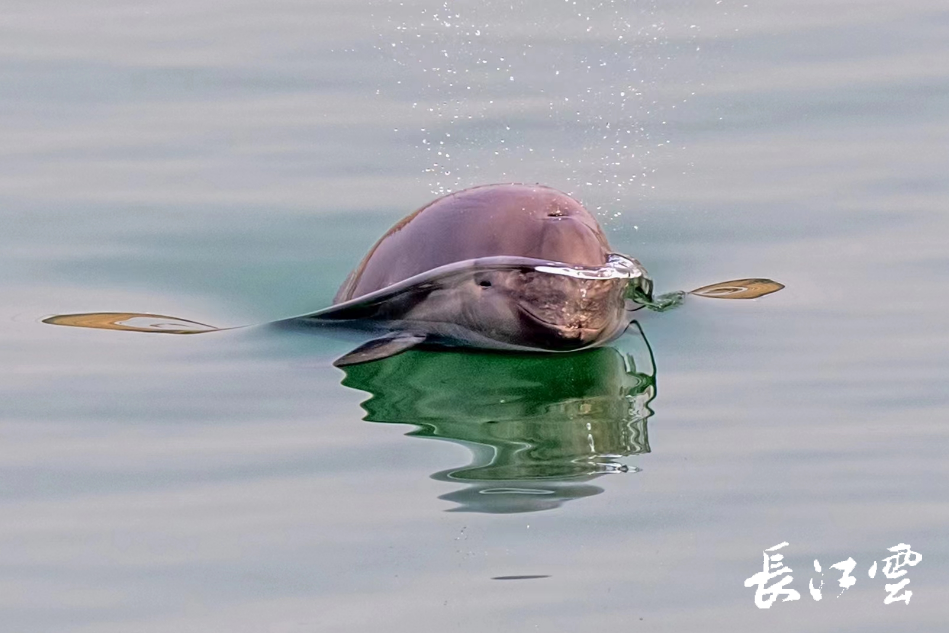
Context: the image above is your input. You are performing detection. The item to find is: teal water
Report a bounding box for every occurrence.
[2,0,947,630]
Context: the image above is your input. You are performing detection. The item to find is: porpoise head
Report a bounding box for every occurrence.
[403,253,653,352]
[326,184,657,358]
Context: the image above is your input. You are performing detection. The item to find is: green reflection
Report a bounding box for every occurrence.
[341,323,657,513]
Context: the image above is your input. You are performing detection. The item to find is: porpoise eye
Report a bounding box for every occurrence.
[479,280,492,287]
[547,209,564,217]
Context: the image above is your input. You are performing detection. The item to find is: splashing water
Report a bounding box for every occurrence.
[633,289,686,312]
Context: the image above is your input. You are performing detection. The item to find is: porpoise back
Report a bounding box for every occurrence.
[335,184,613,303]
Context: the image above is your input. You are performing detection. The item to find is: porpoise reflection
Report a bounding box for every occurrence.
[340,324,657,514]
[42,184,784,367]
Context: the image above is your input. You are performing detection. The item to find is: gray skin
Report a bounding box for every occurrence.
[297,184,649,365]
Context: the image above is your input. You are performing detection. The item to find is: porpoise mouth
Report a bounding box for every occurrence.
[515,304,607,350]
[508,260,639,350]
[517,286,616,351]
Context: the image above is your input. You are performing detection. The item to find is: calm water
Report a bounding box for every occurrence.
[2,0,948,630]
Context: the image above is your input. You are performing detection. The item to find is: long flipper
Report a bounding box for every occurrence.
[333,333,427,367]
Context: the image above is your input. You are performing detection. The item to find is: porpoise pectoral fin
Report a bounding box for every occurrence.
[333,332,427,367]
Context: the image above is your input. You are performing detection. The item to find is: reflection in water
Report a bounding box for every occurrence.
[341,323,657,513]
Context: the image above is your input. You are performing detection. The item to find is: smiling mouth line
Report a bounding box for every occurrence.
[517,306,602,337]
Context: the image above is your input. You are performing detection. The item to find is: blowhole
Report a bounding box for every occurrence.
[479,280,492,287]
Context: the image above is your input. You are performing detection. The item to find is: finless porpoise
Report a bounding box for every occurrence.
[43,183,784,366]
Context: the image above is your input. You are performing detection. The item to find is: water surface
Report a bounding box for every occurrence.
[1,0,947,631]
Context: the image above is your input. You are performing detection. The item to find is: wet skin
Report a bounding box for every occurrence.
[330,183,635,353]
